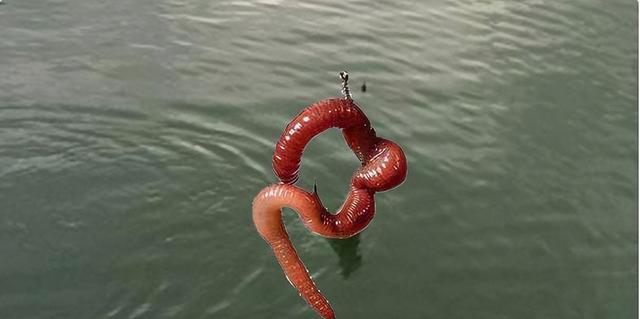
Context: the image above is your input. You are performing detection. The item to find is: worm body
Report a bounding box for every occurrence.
[252,76,407,318]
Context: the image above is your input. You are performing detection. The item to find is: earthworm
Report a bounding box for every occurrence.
[252,72,407,318]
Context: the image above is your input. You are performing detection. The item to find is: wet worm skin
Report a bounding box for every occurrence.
[252,97,407,318]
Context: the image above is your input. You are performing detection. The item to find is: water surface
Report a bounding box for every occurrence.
[0,1,637,318]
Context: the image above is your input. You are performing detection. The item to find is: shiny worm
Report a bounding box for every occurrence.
[252,72,407,318]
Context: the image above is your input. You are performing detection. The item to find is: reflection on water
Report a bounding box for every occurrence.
[327,234,362,279]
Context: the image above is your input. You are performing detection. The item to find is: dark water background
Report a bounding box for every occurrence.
[0,1,637,318]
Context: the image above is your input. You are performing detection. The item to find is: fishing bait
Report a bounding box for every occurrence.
[252,72,407,318]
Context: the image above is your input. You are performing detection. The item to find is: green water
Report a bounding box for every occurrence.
[0,1,637,318]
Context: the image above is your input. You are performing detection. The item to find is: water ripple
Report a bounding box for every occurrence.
[0,0,636,318]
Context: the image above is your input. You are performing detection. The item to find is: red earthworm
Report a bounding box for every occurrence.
[252,72,407,318]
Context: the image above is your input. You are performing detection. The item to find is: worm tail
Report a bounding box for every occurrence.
[271,237,335,319]
[252,184,335,319]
